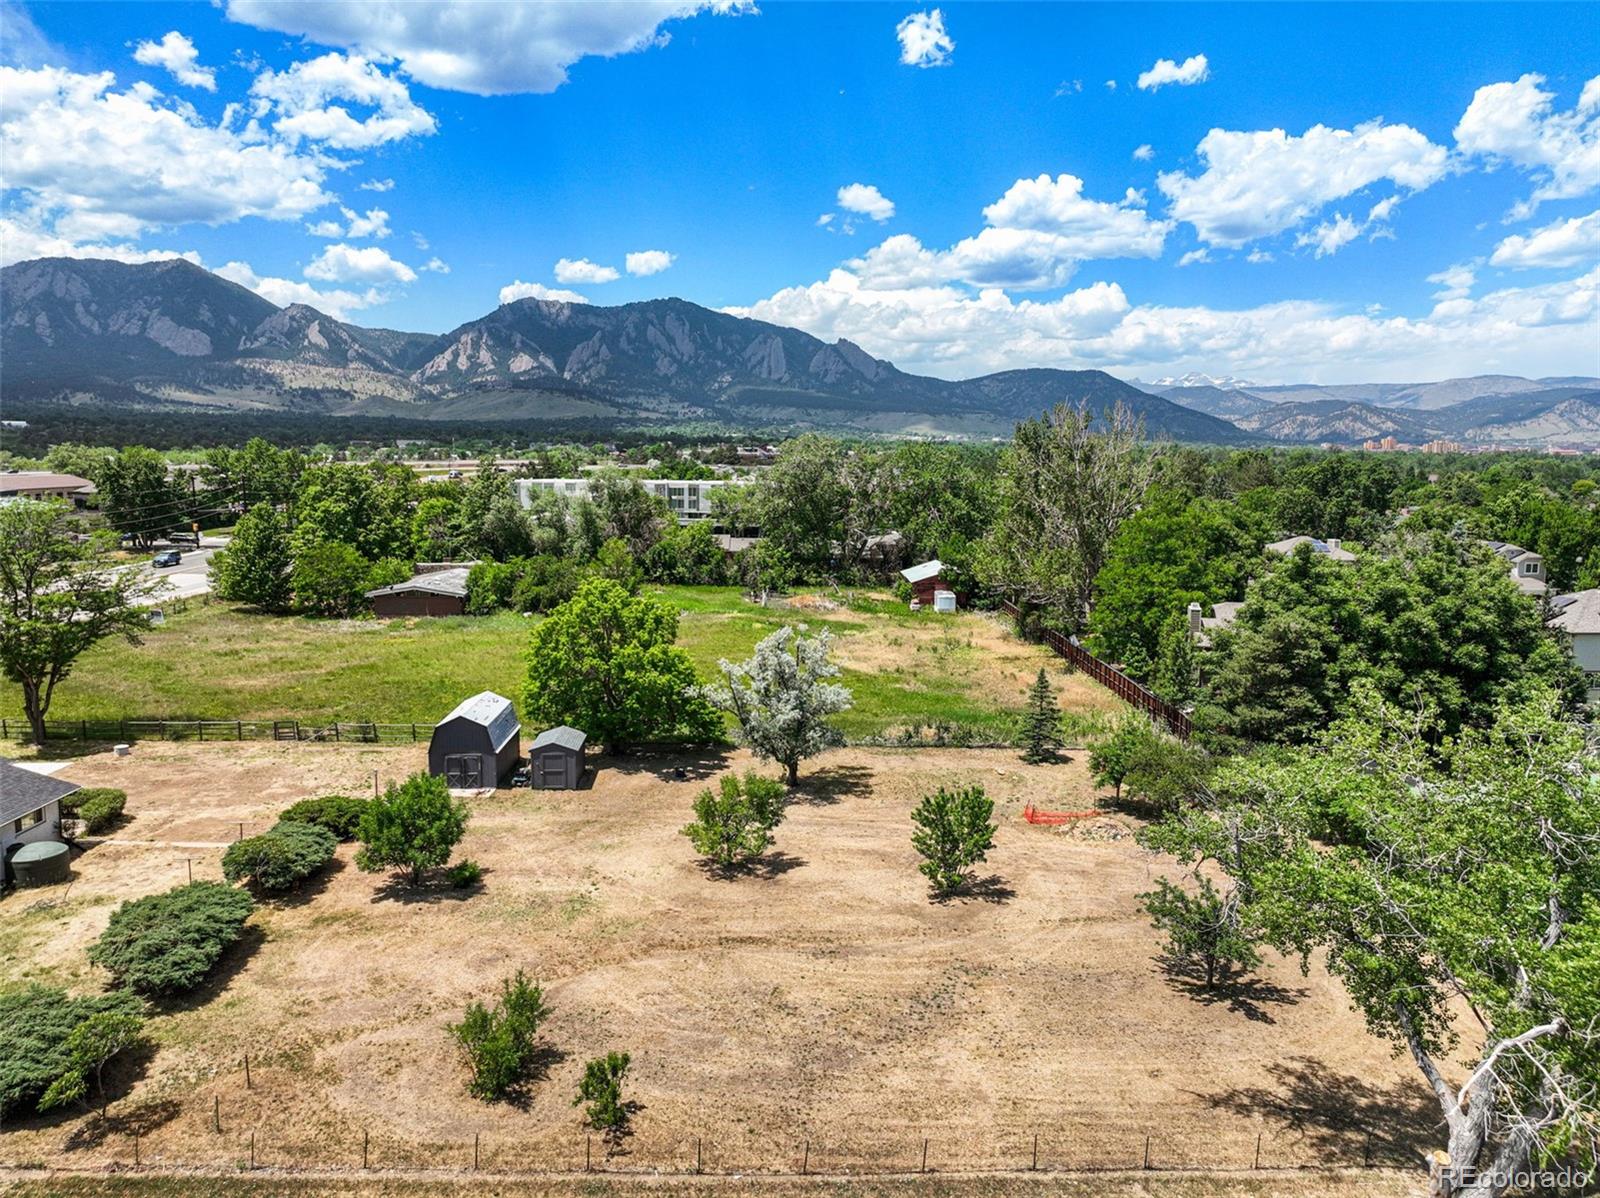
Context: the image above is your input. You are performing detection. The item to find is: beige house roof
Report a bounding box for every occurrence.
[1549,589,1600,635]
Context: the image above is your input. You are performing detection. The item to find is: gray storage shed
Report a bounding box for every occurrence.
[529,726,587,790]
[428,692,520,788]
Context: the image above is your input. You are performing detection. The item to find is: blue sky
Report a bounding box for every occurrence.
[2,1,1597,382]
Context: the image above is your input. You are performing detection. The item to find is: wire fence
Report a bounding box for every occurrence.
[0,717,429,745]
[19,1088,1420,1181]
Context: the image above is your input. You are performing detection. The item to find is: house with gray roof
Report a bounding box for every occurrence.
[1265,535,1357,562]
[1548,588,1600,700]
[1,757,77,862]
[1484,541,1548,596]
[367,565,472,617]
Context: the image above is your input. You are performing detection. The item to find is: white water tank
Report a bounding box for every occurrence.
[933,590,957,613]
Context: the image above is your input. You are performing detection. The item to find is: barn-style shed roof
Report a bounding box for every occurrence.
[437,691,520,751]
[530,725,587,752]
[0,757,80,823]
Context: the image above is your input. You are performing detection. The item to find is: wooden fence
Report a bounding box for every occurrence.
[998,599,1193,740]
[0,717,430,745]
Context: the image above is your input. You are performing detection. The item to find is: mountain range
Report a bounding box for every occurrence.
[2,257,1596,447]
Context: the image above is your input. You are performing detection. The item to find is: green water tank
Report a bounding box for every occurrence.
[7,840,71,887]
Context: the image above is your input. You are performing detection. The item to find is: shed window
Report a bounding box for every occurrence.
[13,807,44,834]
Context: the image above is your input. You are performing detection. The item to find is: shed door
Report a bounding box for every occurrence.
[444,754,482,789]
[536,751,567,788]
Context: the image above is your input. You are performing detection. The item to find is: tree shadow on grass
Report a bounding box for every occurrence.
[597,750,731,784]
[1202,1056,1440,1166]
[62,1091,177,1151]
[931,874,1016,905]
[368,870,485,905]
[498,1044,571,1111]
[692,850,808,882]
[152,923,267,1014]
[1155,955,1308,1024]
[262,854,347,909]
[789,764,873,807]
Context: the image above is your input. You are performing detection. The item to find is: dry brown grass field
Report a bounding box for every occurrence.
[1,742,1437,1195]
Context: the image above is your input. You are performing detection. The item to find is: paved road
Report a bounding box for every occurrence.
[126,537,227,607]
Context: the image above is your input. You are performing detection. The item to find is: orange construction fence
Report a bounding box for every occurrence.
[1022,803,1101,826]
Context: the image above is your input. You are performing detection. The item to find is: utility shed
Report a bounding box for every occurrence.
[1,756,77,884]
[428,692,520,788]
[529,726,587,790]
[367,566,471,617]
[900,559,947,607]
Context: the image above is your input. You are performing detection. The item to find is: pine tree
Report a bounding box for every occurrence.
[1151,611,1199,705]
[1019,668,1063,764]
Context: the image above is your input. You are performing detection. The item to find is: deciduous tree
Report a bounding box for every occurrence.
[704,625,852,784]
[910,785,997,896]
[0,501,157,744]
[210,502,292,611]
[355,772,469,886]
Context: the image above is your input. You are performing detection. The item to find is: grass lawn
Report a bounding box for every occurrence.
[4,586,1124,740]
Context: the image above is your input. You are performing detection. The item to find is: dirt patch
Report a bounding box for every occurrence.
[2,744,1437,1179]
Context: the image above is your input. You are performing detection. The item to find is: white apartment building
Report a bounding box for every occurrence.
[516,477,748,523]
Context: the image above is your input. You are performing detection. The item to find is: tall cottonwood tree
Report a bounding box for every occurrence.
[0,501,157,744]
[704,625,852,784]
[980,401,1154,630]
[1147,688,1600,1198]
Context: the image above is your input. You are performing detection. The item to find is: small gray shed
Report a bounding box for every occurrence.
[2,756,77,886]
[428,692,520,788]
[529,726,587,790]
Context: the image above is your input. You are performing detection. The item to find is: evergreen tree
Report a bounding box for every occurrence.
[1150,611,1199,705]
[1019,669,1063,764]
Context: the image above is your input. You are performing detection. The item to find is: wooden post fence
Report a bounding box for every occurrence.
[998,599,1192,739]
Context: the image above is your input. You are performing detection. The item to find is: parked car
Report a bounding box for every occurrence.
[152,550,182,567]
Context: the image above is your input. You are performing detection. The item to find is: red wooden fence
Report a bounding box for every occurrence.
[998,599,1193,740]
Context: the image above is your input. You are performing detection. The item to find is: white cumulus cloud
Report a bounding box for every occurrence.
[132,31,216,91]
[1158,119,1449,247]
[896,9,953,69]
[1136,54,1208,91]
[224,0,753,96]
[625,249,675,276]
[837,182,896,222]
[0,64,333,246]
[500,279,588,305]
[1132,144,1154,162]
[1455,73,1600,216]
[216,259,383,318]
[304,243,417,284]
[554,257,620,284]
[250,51,436,149]
[1490,208,1600,270]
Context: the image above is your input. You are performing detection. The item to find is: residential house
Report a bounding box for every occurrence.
[1483,541,1548,596]
[1264,535,1357,562]
[367,564,473,617]
[1187,600,1244,647]
[1547,589,1600,700]
[1,757,77,860]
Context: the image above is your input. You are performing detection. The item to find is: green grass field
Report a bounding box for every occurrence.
[4,586,1123,740]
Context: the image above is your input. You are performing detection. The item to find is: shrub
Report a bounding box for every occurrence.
[1139,875,1261,990]
[450,971,549,1101]
[909,785,996,896]
[1088,715,1160,798]
[39,1011,146,1117]
[279,794,369,841]
[446,859,483,889]
[1122,735,1212,815]
[66,788,126,833]
[222,821,337,893]
[87,882,255,997]
[355,772,468,886]
[575,1051,631,1135]
[0,986,143,1119]
[680,772,787,871]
